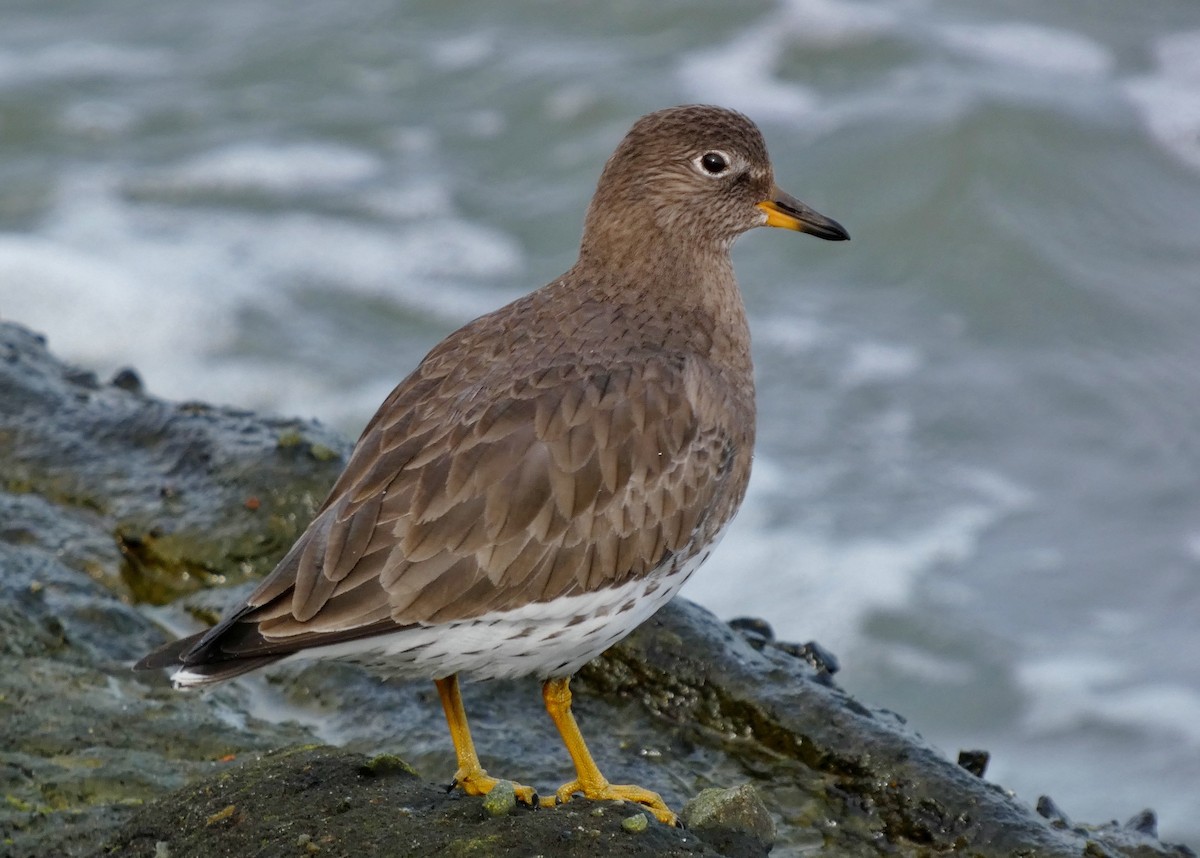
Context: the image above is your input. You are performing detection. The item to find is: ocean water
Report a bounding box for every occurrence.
[2,0,1199,844]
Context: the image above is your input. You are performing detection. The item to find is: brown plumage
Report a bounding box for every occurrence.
[137,104,848,824]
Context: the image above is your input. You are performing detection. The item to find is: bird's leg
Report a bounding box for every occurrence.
[434,674,537,805]
[539,676,677,825]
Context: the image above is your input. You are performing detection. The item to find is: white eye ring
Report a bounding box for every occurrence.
[694,150,732,176]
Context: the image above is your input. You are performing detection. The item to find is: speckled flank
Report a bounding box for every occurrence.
[173,527,725,686]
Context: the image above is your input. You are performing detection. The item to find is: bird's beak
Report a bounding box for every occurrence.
[757,187,850,241]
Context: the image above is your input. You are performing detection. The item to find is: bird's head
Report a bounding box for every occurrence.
[583,104,849,257]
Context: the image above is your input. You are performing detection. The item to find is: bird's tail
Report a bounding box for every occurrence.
[135,630,284,688]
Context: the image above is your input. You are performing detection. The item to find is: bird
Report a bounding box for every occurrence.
[136,104,849,825]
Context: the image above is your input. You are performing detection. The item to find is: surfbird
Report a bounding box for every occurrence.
[137,104,849,825]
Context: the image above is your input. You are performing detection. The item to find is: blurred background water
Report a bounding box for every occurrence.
[2,0,1198,845]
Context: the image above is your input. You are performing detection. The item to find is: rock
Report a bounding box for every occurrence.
[482,780,518,817]
[1129,810,1159,838]
[621,811,650,833]
[0,322,344,858]
[957,748,990,778]
[1,320,1196,858]
[681,785,775,857]
[0,322,349,609]
[98,746,720,857]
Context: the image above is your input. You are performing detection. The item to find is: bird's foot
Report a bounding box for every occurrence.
[541,778,678,826]
[450,767,537,806]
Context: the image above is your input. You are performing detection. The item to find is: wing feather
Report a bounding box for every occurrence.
[167,344,751,668]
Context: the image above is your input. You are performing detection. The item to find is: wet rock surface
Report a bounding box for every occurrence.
[681,785,776,858]
[1,320,1195,858]
[100,746,721,858]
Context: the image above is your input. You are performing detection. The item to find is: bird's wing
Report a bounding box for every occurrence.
[175,353,744,664]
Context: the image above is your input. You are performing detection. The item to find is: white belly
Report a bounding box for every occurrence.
[265,534,720,682]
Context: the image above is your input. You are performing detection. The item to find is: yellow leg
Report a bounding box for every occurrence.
[539,676,677,825]
[434,675,536,805]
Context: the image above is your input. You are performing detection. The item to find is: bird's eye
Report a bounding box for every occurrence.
[698,151,730,175]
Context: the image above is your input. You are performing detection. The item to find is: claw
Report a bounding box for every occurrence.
[513,783,538,806]
[547,778,677,826]
[453,767,538,806]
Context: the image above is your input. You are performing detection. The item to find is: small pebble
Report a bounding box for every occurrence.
[1125,809,1157,837]
[204,804,237,826]
[296,833,320,853]
[110,367,144,393]
[621,812,649,833]
[482,780,517,816]
[956,749,989,778]
[360,753,417,778]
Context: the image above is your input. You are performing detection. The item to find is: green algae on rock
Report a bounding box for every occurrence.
[0,323,349,607]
